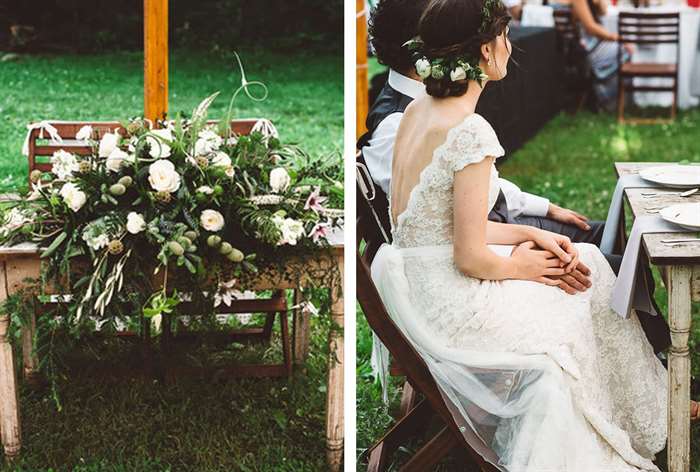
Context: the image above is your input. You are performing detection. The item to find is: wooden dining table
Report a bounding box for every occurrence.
[0,240,345,470]
[615,162,700,472]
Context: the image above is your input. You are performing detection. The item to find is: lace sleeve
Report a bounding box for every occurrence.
[437,114,505,173]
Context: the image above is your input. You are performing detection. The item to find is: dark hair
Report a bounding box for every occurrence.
[369,0,430,75]
[418,0,511,97]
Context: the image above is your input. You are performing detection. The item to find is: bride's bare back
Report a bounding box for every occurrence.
[390,95,477,227]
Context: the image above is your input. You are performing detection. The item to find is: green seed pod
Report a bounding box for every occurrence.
[228,248,244,263]
[213,185,224,196]
[219,242,233,255]
[184,230,198,241]
[109,183,126,196]
[207,235,222,247]
[118,176,133,187]
[186,244,197,253]
[168,241,185,256]
[177,237,191,250]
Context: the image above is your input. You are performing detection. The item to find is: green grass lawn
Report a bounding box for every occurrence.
[357,106,700,471]
[0,48,342,471]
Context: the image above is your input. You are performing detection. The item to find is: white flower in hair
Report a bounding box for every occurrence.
[450,66,467,82]
[479,70,490,82]
[415,58,432,79]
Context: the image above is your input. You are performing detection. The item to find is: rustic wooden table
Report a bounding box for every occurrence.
[0,243,345,470]
[616,162,700,472]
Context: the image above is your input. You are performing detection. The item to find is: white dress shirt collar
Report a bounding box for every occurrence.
[388,69,425,100]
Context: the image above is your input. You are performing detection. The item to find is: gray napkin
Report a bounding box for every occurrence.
[600,173,661,254]
[610,215,688,319]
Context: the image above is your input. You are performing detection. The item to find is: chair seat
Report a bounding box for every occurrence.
[620,62,677,77]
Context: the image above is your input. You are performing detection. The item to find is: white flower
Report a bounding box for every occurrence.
[59,182,87,212]
[211,151,231,168]
[415,58,432,79]
[431,64,444,80]
[269,167,291,193]
[148,159,181,193]
[0,208,31,237]
[127,136,139,152]
[226,136,238,146]
[478,70,490,82]
[194,129,223,156]
[126,212,146,234]
[252,119,279,140]
[146,128,173,159]
[273,215,305,246]
[75,125,93,142]
[106,148,130,173]
[98,132,120,158]
[50,150,79,180]
[200,209,225,232]
[196,186,214,195]
[225,166,235,178]
[82,232,109,251]
[450,66,467,82]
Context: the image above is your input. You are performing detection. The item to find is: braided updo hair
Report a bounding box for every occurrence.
[417,0,511,98]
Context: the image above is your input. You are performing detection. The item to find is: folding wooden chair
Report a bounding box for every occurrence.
[552,7,593,113]
[616,12,680,124]
[23,120,299,379]
[356,153,501,472]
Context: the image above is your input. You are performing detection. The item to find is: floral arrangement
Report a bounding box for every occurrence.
[0,93,343,326]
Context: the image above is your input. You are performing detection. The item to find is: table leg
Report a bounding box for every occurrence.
[21,308,38,382]
[326,255,344,471]
[667,265,692,472]
[292,289,310,365]
[0,262,21,461]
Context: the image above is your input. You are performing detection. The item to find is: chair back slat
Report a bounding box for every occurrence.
[618,12,680,45]
[553,8,580,42]
[355,153,500,472]
[26,119,261,181]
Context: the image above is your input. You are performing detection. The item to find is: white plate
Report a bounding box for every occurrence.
[639,165,700,189]
[660,202,700,230]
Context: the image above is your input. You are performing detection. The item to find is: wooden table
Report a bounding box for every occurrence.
[616,163,700,472]
[0,243,345,470]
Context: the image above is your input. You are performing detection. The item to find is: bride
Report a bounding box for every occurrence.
[370,0,693,470]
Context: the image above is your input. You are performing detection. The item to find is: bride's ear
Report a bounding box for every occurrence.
[480,42,491,64]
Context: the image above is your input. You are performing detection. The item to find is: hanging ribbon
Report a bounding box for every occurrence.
[22,120,64,156]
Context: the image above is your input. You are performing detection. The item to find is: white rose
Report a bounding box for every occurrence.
[75,125,93,142]
[415,58,432,79]
[450,66,467,82]
[59,182,87,212]
[196,186,214,195]
[194,129,223,156]
[98,132,120,158]
[146,128,173,159]
[50,149,79,180]
[106,148,130,173]
[200,209,225,232]
[148,159,181,193]
[126,212,146,234]
[269,167,291,193]
[211,151,231,168]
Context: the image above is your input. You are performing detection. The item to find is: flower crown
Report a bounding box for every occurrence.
[405,0,502,87]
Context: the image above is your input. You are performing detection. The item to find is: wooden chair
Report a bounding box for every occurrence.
[617,12,680,124]
[23,120,302,379]
[356,154,501,472]
[552,7,592,113]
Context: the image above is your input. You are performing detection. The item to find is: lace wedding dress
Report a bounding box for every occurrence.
[371,113,667,472]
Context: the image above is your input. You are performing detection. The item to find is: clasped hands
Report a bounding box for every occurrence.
[511,229,592,295]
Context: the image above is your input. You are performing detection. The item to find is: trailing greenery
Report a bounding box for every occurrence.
[357,107,700,471]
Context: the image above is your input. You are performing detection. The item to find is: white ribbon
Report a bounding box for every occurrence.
[22,120,64,156]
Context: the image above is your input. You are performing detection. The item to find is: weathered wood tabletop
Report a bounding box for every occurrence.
[616,162,700,472]
[0,242,345,470]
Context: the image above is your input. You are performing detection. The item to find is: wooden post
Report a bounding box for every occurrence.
[325,253,344,471]
[292,289,311,365]
[144,0,168,124]
[668,265,692,472]
[0,262,21,461]
[356,0,369,139]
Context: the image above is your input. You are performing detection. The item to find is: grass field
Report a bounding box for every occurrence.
[356,94,700,469]
[0,48,342,471]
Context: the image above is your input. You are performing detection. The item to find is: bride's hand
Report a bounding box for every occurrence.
[531,230,579,273]
[511,241,567,286]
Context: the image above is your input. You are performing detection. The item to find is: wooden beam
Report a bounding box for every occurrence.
[144,0,168,124]
[356,0,369,140]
